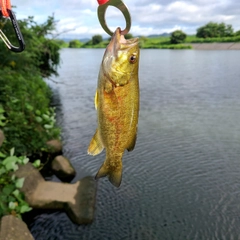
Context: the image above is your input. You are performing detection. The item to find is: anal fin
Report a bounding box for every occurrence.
[127,133,137,152]
[87,129,104,155]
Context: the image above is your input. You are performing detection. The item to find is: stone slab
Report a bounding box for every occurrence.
[66,176,97,224]
[31,181,80,208]
[0,215,34,240]
[15,163,97,224]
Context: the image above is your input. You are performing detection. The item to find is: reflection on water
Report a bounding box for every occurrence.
[30,49,240,240]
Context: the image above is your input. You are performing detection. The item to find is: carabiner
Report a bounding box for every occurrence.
[0,9,25,52]
[97,0,131,36]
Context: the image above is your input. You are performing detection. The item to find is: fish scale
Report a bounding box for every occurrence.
[87,27,140,187]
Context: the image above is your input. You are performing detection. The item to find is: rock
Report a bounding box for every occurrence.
[0,129,4,147]
[30,181,79,209]
[14,162,44,205]
[66,176,97,224]
[51,155,76,182]
[15,163,97,224]
[0,215,34,240]
[46,139,62,154]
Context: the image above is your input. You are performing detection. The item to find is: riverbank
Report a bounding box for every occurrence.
[189,42,240,50]
[64,42,240,50]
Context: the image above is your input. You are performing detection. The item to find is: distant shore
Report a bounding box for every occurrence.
[189,42,240,50]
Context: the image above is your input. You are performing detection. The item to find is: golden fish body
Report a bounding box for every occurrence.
[88,27,140,187]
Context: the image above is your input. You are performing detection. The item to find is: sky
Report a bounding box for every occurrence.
[11,0,240,40]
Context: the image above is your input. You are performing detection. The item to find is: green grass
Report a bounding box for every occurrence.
[79,37,192,49]
[81,40,110,48]
[139,36,192,49]
[64,34,240,50]
[139,35,240,48]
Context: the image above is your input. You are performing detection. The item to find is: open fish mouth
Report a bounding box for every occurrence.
[107,27,139,56]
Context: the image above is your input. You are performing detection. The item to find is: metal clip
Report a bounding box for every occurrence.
[97,0,131,36]
[0,9,25,52]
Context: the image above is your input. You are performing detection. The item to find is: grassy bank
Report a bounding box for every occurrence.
[69,36,193,49]
[136,35,240,49]
[65,34,240,49]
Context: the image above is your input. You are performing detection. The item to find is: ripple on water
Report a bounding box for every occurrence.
[30,49,240,240]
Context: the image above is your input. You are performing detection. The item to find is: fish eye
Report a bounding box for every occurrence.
[129,54,137,64]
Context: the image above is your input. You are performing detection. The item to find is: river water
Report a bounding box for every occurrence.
[29,48,240,240]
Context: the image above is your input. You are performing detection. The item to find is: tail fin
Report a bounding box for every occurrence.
[95,161,122,187]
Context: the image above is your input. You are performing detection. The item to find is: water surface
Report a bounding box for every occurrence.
[30,49,240,240]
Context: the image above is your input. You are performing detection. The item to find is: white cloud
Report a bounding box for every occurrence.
[10,0,240,38]
[166,1,199,13]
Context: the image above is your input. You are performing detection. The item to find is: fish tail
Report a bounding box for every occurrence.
[95,158,122,187]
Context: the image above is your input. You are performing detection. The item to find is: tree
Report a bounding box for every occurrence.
[69,40,82,48]
[0,15,61,150]
[92,34,103,45]
[196,22,234,38]
[125,33,133,39]
[139,36,147,48]
[0,15,61,77]
[170,30,187,44]
[55,39,68,48]
[235,30,240,36]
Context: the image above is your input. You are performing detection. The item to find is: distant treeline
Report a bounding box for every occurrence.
[56,22,240,49]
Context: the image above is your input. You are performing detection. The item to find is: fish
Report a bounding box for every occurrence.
[87,27,140,187]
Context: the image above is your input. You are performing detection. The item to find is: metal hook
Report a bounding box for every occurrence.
[0,9,25,52]
[97,0,131,36]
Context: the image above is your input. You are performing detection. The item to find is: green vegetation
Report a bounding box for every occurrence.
[125,33,133,39]
[137,35,192,49]
[82,39,109,48]
[235,30,240,36]
[170,30,187,44]
[92,34,103,45]
[69,39,82,48]
[62,21,240,49]
[0,15,61,218]
[196,22,234,38]
[0,15,61,156]
[74,34,192,49]
[55,39,69,48]
[0,148,40,218]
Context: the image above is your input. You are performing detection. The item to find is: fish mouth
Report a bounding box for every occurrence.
[107,27,138,57]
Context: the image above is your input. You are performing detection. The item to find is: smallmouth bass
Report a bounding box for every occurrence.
[88,27,140,187]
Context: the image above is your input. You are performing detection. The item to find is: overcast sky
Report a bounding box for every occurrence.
[12,0,240,39]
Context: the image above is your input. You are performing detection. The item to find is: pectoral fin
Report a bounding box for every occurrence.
[87,129,104,155]
[103,80,119,110]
